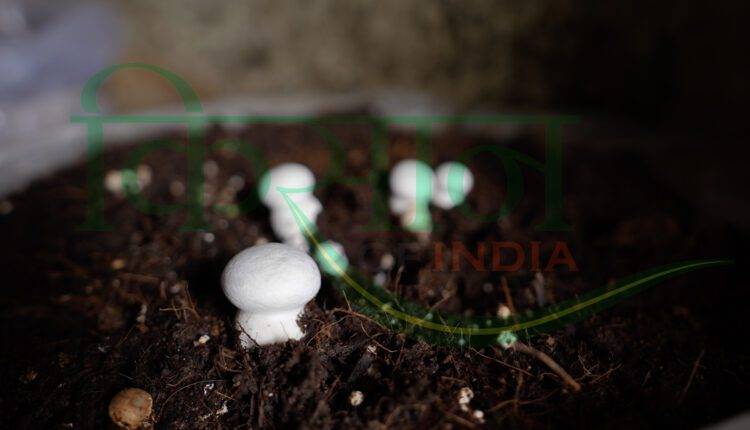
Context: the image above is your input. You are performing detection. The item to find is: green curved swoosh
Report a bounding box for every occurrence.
[279,190,733,345]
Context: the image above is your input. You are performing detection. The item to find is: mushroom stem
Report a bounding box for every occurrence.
[236,308,305,348]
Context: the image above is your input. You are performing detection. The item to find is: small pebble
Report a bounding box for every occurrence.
[109,388,152,429]
[546,336,556,348]
[349,390,364,406]
[169,180,185,197]
[203,160,219,179]
[203,232,215,243]
[228,174,245,191]
[458,387,474,405]
[104,170,123,194]
[23,369,38,382]
[373,272,387,287]
[497,304,511,319]
[111,259,126,270]
[379,253,394,270]
[217,187,237,205]
[168,282,184,295]
[366,345,377,354]
[136,304,147,324]
[195,334,210,346]
[136,165,152,187]
[473,409,485,423]
[482,282,493,293]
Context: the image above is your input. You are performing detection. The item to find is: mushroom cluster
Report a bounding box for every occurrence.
[389,159,474,231]
[222,158,473,347]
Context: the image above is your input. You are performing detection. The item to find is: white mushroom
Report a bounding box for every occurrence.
[432,161,474,209]
[313,241,349,276]
[221,243,321,347]
[258,163,322,250]
[389,159,435,232]
[269,197,322,250]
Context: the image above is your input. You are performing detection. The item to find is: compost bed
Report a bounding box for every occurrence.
[0,120,747,429]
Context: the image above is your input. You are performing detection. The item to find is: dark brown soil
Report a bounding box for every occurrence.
[0,121,747,429]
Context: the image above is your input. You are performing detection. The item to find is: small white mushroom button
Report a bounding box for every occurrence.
[432,161,474,209]
[313,241,349,277]
[258,163,322,250]
[389,159,435,232]
[221,243,321,347]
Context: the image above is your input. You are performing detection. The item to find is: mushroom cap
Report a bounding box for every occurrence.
[222,243,321,313]
[433,161,474,208]
[314,241,349,276]
[389,159,435,200]
[258,163,317,209]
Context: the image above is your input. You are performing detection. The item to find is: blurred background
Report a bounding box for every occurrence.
[3,1,747,126]
[1,0,747,225]
[108,1,742,132]
[113,1,744,133]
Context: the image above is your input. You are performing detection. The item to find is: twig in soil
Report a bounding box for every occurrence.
[214,391,235,401]
[331,308,388,330]
[306,317,345,345]
[487,389,558,412]
[395,335,406,367]
[588,364,621,384]
[500,276,516,314]
[114,324,137,348]
[119,272,160,284]
[469,347,533,376]
[677,348,705,404]
[510,342,582,392]
[513,370,524,414]
[159,288,200,321]
[440,375,467,384]
[360,331,397,353]
[393,265,405,304]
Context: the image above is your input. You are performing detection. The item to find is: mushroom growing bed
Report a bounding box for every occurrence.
[0,121,747,428]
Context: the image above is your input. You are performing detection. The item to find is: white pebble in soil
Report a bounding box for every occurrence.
[194,334,210,346]
[203,160,219,179]
[349,390,364,406]
[458,387,474,412]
